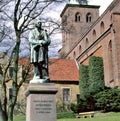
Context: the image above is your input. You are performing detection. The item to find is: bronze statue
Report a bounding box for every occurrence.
[29,20,51,83]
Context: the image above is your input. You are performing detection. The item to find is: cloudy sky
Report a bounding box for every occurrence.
[89,0,113,15]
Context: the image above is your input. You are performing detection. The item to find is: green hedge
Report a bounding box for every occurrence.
[94,88,120,112]
[79,64,89,100]
[79,56,105,111]
[79,56,105,97]
[88,56,105,94]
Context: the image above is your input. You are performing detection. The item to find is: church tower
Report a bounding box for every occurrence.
[59,0,100,58]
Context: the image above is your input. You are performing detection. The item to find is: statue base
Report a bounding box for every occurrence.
[25,83,58,121]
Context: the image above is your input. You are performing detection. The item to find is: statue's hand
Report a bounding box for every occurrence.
[39,40,43,46]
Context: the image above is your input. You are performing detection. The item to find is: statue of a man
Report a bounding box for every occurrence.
[29,20,51,83]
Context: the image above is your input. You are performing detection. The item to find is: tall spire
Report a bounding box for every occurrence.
[67,0,79,4]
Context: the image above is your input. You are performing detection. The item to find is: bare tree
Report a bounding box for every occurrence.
[0,0,64,121]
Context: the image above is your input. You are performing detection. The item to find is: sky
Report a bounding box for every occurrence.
[89,0,113,15]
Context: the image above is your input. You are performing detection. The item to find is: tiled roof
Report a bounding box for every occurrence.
[18,58,79,82]
[19,58,30,68]
[49,58,79,82]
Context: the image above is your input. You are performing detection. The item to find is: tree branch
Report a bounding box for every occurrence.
[14,0,21,31]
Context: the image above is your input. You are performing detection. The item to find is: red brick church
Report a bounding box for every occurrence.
[59,0,120,88]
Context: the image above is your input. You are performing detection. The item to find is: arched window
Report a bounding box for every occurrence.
[85,38,89,48]
[79,45,82,53]
[100,21,105,34]
[93,29,96,40]
[75,12,81,22]
[73,51,76,58]
[108,40,114,82]
[110,14,112,23]
[86,13,92,23]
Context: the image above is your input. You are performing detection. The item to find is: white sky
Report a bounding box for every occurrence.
[89,0,114,15]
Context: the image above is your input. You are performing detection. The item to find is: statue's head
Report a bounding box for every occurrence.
[35,20,42,29]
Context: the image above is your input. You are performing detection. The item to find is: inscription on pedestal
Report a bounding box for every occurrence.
[26,84,58,121]
[33,100,53,114]
[28,94,56,121]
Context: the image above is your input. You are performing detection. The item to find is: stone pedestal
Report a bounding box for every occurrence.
[25,83,58,121]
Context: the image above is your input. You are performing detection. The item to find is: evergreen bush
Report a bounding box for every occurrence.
[94,88,120,112]
[79,56,105,111]
[79,64,89,100]
[88,56,105,95]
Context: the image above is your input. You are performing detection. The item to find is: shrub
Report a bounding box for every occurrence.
[94,88,120,112]
[56,103,71,112]
[70,103,80,113]
[56,103,65,112]
[89,56,105,95]
[70,100,94,113]
[79,56,105,111]
[79,64,89,100]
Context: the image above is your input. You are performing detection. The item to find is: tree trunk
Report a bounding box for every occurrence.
[1,79,8,121]
[8,87,18,121]
[7,32,20,121]
[8,100,14,121]
[0,101,6,121]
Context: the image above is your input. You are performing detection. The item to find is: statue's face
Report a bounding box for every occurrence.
[35,21,42,29]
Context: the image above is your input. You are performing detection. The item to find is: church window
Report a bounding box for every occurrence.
[79,45,82,53]
[85,38,89,48]
[100,21,105,34]
[108,40,114,83]
[86,13,92,23]
[93,29,96,40]
[75,12,81,22]
[73,51,76,58]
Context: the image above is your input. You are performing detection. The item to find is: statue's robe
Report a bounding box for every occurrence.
[29,28,51,65]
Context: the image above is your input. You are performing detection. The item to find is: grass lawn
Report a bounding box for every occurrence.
[13,115,25,121]
[14,112,120,121]
[57,112,120,121]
